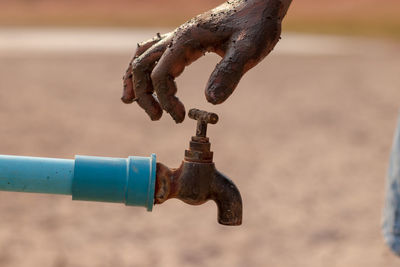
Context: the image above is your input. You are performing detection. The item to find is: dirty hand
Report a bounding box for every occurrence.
[122,0,292,123]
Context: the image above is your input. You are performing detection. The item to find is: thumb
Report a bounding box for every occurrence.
[205,44,248,105]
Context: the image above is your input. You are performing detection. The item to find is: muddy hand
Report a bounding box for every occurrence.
[122,0,292,123]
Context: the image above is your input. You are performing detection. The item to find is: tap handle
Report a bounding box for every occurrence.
[188,109,219,138]
[188,109,219,125]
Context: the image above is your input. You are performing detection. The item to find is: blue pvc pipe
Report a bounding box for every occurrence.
[0,155,74,195]
[0,154,156,211]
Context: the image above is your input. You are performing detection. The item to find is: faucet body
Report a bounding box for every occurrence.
[155,109,243,225]
[155,161,242,225]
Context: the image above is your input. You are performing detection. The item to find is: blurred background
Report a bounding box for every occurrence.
[0,0,399,266]
[0,0,399,38]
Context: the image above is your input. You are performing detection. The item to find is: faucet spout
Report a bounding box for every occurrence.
[211,170,242,225]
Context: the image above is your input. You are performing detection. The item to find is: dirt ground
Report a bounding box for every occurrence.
[0,29,400,267]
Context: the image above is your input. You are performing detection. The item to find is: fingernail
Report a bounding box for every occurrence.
[206,85,226,105]
[121,96,134,104]
[147,109,163,121]
[171,109,185,124]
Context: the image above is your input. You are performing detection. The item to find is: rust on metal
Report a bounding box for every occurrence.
[155,109,243,226]
[185,109,218,163]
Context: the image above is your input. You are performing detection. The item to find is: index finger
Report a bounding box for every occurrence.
[122,33,170,104]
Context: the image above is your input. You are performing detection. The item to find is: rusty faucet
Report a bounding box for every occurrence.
[155,109,243,225]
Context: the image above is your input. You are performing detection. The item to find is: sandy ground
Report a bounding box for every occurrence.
[0,29,399,267]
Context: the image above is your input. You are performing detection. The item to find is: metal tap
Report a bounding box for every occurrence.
[155,109,243,225]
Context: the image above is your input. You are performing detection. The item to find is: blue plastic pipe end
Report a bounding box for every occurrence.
[72,154,156,211]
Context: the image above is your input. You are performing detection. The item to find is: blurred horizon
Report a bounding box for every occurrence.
[1,2,400,267]
[0,0,399,39]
